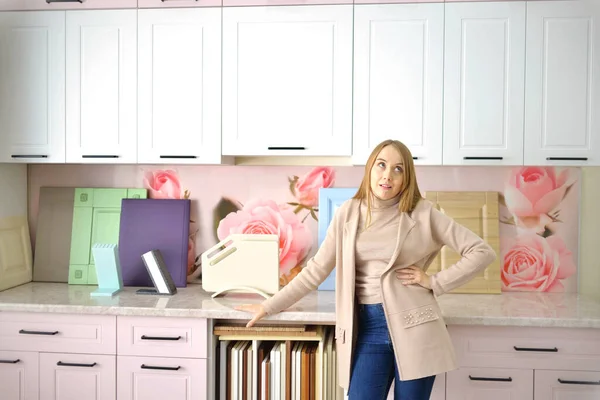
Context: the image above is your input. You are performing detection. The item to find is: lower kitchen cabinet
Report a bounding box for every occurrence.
[534,370,600,400]
[117,356,206,400]
[39,353,116,400]
[0,350,38,400]
[446,367,533,399]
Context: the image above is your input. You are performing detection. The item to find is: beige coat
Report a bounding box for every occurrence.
[261,198,496,389]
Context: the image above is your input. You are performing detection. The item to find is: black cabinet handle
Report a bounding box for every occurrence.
[469,375,512,382]
[82,155,119,159]
[141,364,181,371]
[463,156,503,160]
[141,335,182,341]
[546,157,588,161]
[412,157,419,160]
[46,0,83,2]
[11,155,48,159]
[513,346,558,352]
[0,359,20,364]
[19,329,59,336]
[558,378,600,385]
[267,147,306,150]
[159,155,197,159]
[57,361,97,368]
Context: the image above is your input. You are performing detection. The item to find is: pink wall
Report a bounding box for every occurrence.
[28,164,581,293]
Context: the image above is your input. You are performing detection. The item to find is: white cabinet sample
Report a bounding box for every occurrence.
[138,8,223,164]
[66,10,137,164]
[353,4,444,165]
[443,2,526,165]
[0,11,65,163]
[222,5,353,157]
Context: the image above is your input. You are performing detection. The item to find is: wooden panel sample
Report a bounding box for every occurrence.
[0,216,32,291]
[425,191,501,294]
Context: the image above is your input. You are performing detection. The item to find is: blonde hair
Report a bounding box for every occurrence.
[353,139,423,227]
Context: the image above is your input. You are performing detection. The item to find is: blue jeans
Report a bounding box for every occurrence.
[347,303,436,400]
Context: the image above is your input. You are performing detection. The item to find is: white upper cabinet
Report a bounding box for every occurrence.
[353,4,444,165]
[138,8,223,164]
[66,10,137,164]
[443,2,526,166]
[0,11,66,163]
[222,5,353,157]
[524,0,600,166]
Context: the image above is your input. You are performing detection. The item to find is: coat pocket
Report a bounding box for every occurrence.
[400,304,439,329]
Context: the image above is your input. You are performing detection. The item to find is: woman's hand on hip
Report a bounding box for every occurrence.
[235,304,267,328]
[396,266,431,290]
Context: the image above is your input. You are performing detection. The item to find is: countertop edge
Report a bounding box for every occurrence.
[2,304,599,329]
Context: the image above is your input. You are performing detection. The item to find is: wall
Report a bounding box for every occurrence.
[27,164,581,293]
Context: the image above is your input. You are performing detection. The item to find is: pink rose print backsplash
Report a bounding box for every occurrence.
[27,164,581,292]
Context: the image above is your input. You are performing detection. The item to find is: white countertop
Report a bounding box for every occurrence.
[0,282,599,328]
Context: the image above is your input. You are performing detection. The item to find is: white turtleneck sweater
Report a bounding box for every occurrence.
[355,196,401,304]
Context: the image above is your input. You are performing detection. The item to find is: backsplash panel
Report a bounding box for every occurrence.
[28,164,581,293]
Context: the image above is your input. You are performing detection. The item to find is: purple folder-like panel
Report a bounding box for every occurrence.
[118,199,190,288]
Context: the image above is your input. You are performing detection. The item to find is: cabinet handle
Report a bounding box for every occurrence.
[0,359,20,364]
[141,335,182,341]
[463,156,503,160]
[141,364,181,371]
[46,0,83,2]
[267,147,306,150]
[161,0,198,2]
[19,329,59,336]
[82,155,119,159]
[412,157,419,160]
[159,155,197,159]
[546,157,588,161]
[469,375,512,382]
[513,346,558,352]
[57,361,97,368]
[558,378,600,385]
[11,155,48,159]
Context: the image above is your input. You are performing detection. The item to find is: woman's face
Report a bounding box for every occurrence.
[370,145,404,200]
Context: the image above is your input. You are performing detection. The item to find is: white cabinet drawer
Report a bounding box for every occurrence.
[0,350,39,400]
[117,316,207,359]
[0,312,116,355]
[450,325,600,371]
[447,367,533,400]
[535,369,600,400]
[0,0,136,10]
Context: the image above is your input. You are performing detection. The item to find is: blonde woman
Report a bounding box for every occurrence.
[237,139,496,399]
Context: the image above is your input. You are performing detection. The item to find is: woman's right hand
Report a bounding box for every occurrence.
[235,304,267,328]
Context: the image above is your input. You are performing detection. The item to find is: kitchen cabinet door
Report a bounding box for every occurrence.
[443,2,526,166]
[524,0,600,166]
[446,367,533,400]
[0,11,65,163]
[65,10,137,164]
[353,3,444,165]
[117,356,206,400]
[222,5,353,157]
[0,351,39,400]
[138,8,223,164]
[39,353,116,400]
[535,369,600,400]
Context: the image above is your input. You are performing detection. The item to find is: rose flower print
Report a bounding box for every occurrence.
[288,166,336,221]
[217,199,312,277]
[501,233,576,292]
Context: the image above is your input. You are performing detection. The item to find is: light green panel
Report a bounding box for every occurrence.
[68,187,147,285]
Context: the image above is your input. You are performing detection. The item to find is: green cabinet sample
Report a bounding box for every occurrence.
[68,188,147,285]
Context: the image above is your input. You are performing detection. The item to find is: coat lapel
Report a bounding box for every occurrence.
[382,211,416,275]
[343,201,360,304]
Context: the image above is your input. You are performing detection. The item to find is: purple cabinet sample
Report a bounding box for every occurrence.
[118,199,190,287]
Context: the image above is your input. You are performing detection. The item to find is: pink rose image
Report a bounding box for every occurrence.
[504,167,575,231]
[217,199,312,276]
[502,233,576,292]
[143,169,182,199]
[293,166,336,208]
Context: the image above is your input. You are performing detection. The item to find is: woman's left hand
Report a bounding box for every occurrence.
[396,265,431,290]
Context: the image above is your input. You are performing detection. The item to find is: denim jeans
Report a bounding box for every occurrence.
[347,303,436,400]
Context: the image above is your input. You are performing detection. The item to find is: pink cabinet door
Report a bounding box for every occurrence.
[39,353,116,400]
[0,350,39,400]
[117,356,206,400]
[535,370,600,400]
[446,367,533,400]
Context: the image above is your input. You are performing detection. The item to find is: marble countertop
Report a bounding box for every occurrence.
[0,282,599,328]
